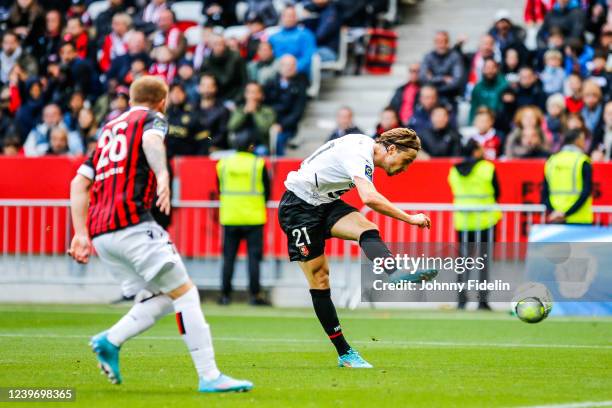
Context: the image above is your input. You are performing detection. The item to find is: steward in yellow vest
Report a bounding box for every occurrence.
[543,129,593,225]
[216,130,271,306]
[447,140,500,311]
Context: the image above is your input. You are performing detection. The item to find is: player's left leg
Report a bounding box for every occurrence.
[298,255,372,368]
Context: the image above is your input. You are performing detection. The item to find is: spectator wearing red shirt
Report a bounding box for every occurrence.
[468,107,502,160]
[150,9,186,62]
[64,17,90,60]
[99,13,131,73]
[389,63,421,126]
[565,73,584,113]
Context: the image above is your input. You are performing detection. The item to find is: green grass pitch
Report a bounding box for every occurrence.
[0,304,611,408]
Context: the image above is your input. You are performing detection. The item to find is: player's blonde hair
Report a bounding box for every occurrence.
[377,128,421,152]
[129,76,168,106]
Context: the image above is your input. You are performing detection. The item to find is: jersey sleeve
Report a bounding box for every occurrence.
[142,111,169,140]
[341,141,375,184]
[77,150,96,180]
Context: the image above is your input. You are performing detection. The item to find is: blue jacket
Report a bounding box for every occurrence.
[269,26,317,74]
[303,2,341,52]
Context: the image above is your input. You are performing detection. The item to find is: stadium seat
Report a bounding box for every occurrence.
[184,25,203,47]
[235,1,249,23]
[307,53,322,98]
[223,25,249,40]
[171,1,205,25]
[87,0,109,21]
[320,27,349,73]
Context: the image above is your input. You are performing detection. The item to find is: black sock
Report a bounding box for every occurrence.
[309,289,351,356]
[359,229,396,274]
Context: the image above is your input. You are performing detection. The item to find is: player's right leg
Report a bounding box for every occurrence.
[298,255,372,368]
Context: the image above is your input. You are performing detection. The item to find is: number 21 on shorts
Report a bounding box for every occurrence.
[291,227,311,248]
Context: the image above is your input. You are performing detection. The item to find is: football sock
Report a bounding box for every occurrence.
[172,286,221,381]
[310,289,351,356]
[107,293,173,347]
[359,229,396,274]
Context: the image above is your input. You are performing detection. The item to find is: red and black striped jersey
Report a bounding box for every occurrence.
[77,106,169,238]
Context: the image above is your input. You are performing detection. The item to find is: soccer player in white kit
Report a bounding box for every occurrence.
[278,128,433,368]
[68,76,252,392]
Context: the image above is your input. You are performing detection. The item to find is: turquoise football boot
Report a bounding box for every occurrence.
[90,332,122,385]
[198,374,254,393]
[338,348,373,368]
[391,268,438,283]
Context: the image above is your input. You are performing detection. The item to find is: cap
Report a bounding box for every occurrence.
[494,9,511,23]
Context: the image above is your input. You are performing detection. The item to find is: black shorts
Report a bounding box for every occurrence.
[278,190,358,262]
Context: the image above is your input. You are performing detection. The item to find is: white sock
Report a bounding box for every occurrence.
[107,294,173,347]
[173,287,221,381]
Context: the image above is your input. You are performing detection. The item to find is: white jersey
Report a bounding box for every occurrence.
[285,134,375,205]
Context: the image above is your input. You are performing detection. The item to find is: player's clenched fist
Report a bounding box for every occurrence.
[408,213,431,229]
[68,233,92,264]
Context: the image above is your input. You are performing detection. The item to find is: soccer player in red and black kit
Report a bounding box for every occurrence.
[68,76,253,393]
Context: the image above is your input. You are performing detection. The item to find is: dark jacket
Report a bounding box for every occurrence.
[166,102,198,157]
[303,1,342,52]
[538,3,586,44]
[419,49,465,98]
[264,74,308,132]
[515,81,547,110]
[419,126,462,157]
[200,49,247,102]
[328,126,363,141]
[193,100,230,153]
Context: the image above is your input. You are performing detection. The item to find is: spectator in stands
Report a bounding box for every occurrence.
[516,66,547,110]
[336,0,387,27]
[303,0,342,62]
[504,106,550,158]
[546,93,568,152]
[95,0,130,42]
[469,58,507,124]
[193,74,230,153]
[107,30,151,85]
[141,0,169,26]
[73,107,98,149]
[0,30,37,86]
[535,26,565,71]
[389,63,421,126]
[407,85,439,135]
[564,38,594,77]
[228,82,276,155]
[247,41,278,85]
[30,9,62,70]
[63,91,84,132]
[328,106,363,141]
[150,9,186,62]
[419,105,462,158]
[192,21,216,72]
[374,107,401,138]
[7,0,45,48]
[176,60,199,104]
[165,83,198,157]
[540,49,566,96]
[419,31,464,102]
[149,46,177,84]
[581,79,604,137]
[99,13,132,73]
[566,111,593,152]
[538,0,586,45]
[565,73,584,113]
[24,103,83,156]
[200,35,247,103]
[465,34,500,95]
[1,135,21,156]
[243,13,267,62]
[104,86,129,122]
[501,47,522,88]
[64,17,91,61]
[15,77,44,141]
[591,100,612,161]
[46,126,71,155]
[466,107,502,160]
[264,54,308,156]
[0,90,16,145]
[50,41,99,105]
[587,49,612,97]
[269,6,317,75]
[488,10,527,61]
[203,0,238,27]
[496,87,518,137]
[67,0,92,27]
[245,0,278,27]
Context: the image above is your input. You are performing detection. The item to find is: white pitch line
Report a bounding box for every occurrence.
[0,333,610,349]
[512,401,612,408]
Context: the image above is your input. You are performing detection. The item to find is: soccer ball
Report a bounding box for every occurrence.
[511,282,553,324]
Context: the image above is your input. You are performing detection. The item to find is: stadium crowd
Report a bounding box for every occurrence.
[0,0,390,157]
[384,0,612,161]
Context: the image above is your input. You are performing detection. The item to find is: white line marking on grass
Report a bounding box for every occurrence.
[0,333,610,349]
[512,401,612,408]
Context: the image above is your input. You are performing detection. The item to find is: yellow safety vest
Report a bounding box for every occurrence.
[448,160,502,231]
[217,152,267,226]
[544,149,593,224]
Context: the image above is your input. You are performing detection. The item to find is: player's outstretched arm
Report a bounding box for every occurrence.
[142,132,171,215]
[354,176,431,229]
[69,174,93,263]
